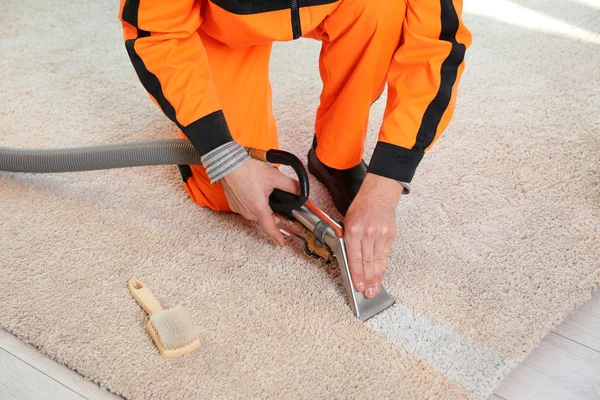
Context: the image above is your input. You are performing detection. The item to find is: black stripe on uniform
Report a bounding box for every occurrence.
[412,0,466,152]
[121,0,140,28]
[121,0,233,157]
[125,37,183,130]
[122,0,182,130]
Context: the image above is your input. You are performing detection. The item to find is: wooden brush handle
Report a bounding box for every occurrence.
[128,279,164,316]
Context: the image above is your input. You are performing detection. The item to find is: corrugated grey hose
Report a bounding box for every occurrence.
[0,140,203,173]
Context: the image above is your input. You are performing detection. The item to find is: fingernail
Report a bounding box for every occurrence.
[366,288,375,298]
[358,281,365,292]
[375,282,381,293]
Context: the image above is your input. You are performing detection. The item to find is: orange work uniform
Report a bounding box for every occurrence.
[119,0,472,211]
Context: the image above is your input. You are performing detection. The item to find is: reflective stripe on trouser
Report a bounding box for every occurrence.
[184,0,404,211]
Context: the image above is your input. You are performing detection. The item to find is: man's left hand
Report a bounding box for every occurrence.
[343,173,403,298]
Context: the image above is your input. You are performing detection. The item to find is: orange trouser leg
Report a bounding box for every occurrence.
[306,0,405,170]
[182,31,277,212]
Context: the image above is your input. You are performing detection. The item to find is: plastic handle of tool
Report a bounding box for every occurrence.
[128,279,164,316]
[264,149,309,213]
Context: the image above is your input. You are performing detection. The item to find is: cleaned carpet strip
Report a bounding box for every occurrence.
[369,303,517,399]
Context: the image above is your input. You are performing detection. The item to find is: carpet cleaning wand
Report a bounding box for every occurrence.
[245,147,395,321]
[0,140,395,321]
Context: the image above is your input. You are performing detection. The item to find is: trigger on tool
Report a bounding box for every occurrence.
[279,228,321,260]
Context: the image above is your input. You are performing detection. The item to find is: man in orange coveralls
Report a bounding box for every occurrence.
[119,0,471,299]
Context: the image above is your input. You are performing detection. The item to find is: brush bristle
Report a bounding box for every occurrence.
[150,306,198,350]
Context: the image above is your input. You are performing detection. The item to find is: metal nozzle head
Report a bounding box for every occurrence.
[325,235,395,321]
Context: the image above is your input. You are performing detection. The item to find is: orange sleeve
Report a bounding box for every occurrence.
[368,0,472,183]
[119,0,232,155]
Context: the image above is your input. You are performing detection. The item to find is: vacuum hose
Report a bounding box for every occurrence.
[0,139,310,212]
[0,140,202,173]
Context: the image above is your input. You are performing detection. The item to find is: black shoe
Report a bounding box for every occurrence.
[307,141,367,216]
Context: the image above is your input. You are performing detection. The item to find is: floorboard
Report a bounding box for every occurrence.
[0,348,83,400]
[0,330,120,400]
[554,293,600,352]
[494,333,600,400]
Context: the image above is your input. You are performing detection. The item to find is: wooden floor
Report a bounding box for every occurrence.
[1,291,598,400]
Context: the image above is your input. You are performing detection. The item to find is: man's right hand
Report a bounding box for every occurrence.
[220,158,299,246]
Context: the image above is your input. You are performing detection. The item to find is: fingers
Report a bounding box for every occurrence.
[360,239,377,298]
[382,236,394,279]
[344,215,396,298]
[345,234,365,292]
[220,160,289,247]
[258,211,285,246]
[373,234,387,289]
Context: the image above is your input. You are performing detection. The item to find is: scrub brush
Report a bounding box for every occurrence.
[128,279,200,358]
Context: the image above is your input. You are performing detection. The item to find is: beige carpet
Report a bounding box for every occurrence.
[1,0,599,399]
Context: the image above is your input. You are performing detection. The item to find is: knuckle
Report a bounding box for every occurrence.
[349,255,363,263]
[347,224,362,236]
